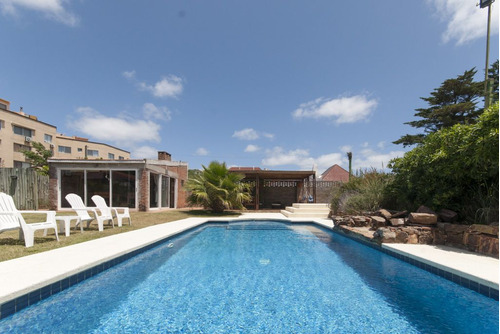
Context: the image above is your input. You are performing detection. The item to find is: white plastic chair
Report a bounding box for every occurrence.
[65,193,114,232]
[91,195,132,227]
[0,192,59,247]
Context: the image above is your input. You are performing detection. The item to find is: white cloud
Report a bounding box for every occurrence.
[340,145,352,153]
[68,107,162,147]
[260,144,406,173]
[245,144,260,152]
[232,128,274,141]
[427,0,499,45]
[262,132,275,140]
[131,146,159,159]
[354,148,406,170]
[0,0,79,26]
[142,103,172,121]
[262,147,346,173]
[262,147,313,169]
[122,70,136,79]
[195,147,209,156]
[233,128,259,140]
[293,94,378,124]
[139,75,183,98]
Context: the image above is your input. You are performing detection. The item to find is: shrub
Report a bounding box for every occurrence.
[330,169,393,215]
[389,103,499,222]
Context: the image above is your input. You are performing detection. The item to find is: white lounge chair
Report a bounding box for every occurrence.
[91,195,131,227]
[0,192,59,247]
[65,193,114,232]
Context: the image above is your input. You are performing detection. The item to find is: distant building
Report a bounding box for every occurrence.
[0,98,130,168]
[319,164,349,182]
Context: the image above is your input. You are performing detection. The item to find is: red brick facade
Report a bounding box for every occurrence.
[320,164,349,182]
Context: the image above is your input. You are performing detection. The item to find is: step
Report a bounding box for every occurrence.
[280,210,330,218]
[284,206,330,213]
[292,203,330,209]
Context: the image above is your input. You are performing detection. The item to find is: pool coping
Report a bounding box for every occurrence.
[0,214,498,319]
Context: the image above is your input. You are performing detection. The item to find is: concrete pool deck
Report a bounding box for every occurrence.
[0,213,498,311]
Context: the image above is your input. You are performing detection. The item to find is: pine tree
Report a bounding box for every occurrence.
[394,68,484,147]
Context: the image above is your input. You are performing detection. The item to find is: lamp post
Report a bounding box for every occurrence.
[480,0,495,108]
[347,152,352,181]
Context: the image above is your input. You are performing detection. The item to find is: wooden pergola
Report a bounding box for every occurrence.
[230,168,316,210]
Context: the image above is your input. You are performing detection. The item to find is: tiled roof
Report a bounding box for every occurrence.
[320,164,349,182]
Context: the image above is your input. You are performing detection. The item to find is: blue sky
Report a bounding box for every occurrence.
[1,0,498,174]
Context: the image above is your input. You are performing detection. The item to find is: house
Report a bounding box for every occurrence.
[319,164,350,182]
[48,151,188,211]
[0,98,130,168]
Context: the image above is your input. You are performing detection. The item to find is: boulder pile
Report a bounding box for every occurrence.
[331,206,499,258]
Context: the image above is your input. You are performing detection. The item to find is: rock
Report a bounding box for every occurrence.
[432,228,447,245]
[375,209,392,220]
[464,233,499,258]
[438,209,458,222]
[391,210,408,218]
[389,218,405,227]
[408,212,438,225]
[468,224,499,237]
[352,216,369,227]
[395,230,408,243]
[443,223,468,234]
[417,205,436,215]
[373,228,396,243]
[407,234,419,244]
[371,216,387,229]
[418,231,434,244]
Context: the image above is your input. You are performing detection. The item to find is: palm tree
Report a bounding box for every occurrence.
[186,161,252,213]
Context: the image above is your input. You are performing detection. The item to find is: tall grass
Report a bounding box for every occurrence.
[330,169,393,215]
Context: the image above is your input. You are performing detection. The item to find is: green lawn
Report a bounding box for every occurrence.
[0,209,240,262]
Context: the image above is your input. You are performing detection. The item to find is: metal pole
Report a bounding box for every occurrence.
[484,3,492,108]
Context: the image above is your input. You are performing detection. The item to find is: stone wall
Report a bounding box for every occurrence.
[332,209,499,258]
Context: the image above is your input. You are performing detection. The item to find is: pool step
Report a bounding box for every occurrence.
[281,203,331,218]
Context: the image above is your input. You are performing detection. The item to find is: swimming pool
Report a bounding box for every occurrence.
[1,220,498,333]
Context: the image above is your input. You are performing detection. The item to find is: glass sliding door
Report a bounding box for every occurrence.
[86,170,110,205]
[112,170,136,208]
[60,170,84,208]
[169,178,176,208]
[161,176,169,208]
[150,173,159,208]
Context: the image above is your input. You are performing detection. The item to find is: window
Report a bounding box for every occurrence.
[13,161,31,168]
[44,134,53,143]
[108,153,115,159]
[13,143,31,152]
[58,146,72,154]
[77,148,83,152]
[119,156,124,160]
[87,149,99,157]
[0,120,4,130]
[13,125,33,137]
[60,169,136,208]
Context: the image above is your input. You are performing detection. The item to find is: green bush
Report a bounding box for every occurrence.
[389,103,499,223]
[330,169,393,215]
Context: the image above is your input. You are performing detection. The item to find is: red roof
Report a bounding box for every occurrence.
[320,164,349,182]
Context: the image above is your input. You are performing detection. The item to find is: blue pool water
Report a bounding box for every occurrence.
[1,220,498,333]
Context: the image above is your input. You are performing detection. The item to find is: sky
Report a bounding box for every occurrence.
[0,0,498,174]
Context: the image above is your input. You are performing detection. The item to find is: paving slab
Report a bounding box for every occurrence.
[383,243,499,289]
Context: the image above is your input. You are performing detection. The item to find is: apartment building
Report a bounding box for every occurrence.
[0,98,130,168]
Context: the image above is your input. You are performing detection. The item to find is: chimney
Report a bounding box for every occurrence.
[158,151,171,161]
